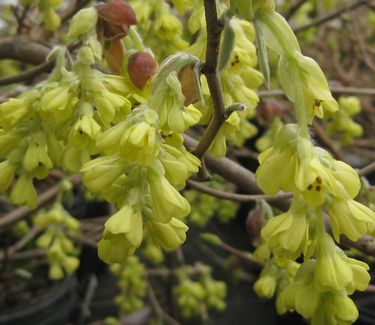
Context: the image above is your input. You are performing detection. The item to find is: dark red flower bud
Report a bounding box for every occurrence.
[127,52,158,89]
[96,0,137,26]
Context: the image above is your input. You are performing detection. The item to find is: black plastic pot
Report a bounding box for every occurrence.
[0,275,77,325]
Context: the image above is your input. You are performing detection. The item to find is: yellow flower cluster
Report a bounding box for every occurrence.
[231,1,375,323]
[34,203,80,280]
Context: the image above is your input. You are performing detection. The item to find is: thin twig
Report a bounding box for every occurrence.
[7,225,41,255]
[293,0,370,33]
[0,175,81,233]
[147,281,181,325]
[0,38,50,64]
[193,0,226,159]
[258,86,375,97]
[285,0,308,20]
[358,161,375,176]
[218,241,263,267]
[0,60,54,86]
[187,180,292,203]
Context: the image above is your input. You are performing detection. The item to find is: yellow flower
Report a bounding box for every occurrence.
[297,146,360,207]
[0,160,15,192]
[278,53,338,123]
[0,98,30,129]
[328,198,375,242]
[279,260,320,318]
[256,124,299,195]
[160,140,200,189]
[69,114,101,150]
[314,233,369,292]
[151,72,201,133]
[253,265,278,298]
[39,85,71,115]
[10,174,38,209]
[101,106,160,165]
[0,130,21,157]
[120,120,159,165]
[81,155,126,193]
[105,205,143,248]
[262,198,309,259]
[154,14,183,40]
[148,173,190,223]
[23,136,54,179]
[147,218,188,250]
[98,230,137,265]
[311,292,359,325]
[61,144,90,173]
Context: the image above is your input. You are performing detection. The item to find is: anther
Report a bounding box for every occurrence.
[307,184,313,191]
[315,186,321,192]
[316,176,322,184]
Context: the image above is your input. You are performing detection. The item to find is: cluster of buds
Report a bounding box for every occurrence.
[110,256,146,314]
[326,96,363,145]
[34,203,80,280]
[174,265,226,319]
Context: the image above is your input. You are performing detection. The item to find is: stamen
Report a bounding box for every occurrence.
[315,186,321,192]
[316,176,322,184]
[307,184,313,191]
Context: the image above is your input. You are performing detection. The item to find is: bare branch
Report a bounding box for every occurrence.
[293,0,371,33]
[0,38,50,64]
[193,0,226,159]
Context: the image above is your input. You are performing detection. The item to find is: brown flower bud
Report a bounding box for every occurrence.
[178,65,198,106]
[104,39,125,73]
[96,0,137,40]
[245,207,266,245]
[127,52,158,89]
[96,0,137,26]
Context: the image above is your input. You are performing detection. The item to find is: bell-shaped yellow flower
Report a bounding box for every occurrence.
[148,173,190,223]
[0,130,21,157]
[256,124,299,195]
[328,198,375,242]
[69,104,101,151]
[311,292,359,325]
[98,230,137,265]
[23,136,54,179]
[279,260,321,318]
[0,160,15,192]
[104,205,143,248]
[147,217,188,251]
[0,98,31,129]
[151,72,201,133]
[314,234,354,291]
[262,198,309,260]
[120,121,159,165]
[253,265,278,299]
[160,140,200,189]
[10,174,38,208]
[81,155,126,193]
[341,254,370,294]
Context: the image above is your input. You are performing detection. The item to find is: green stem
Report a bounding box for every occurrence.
[128,27,145,52]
